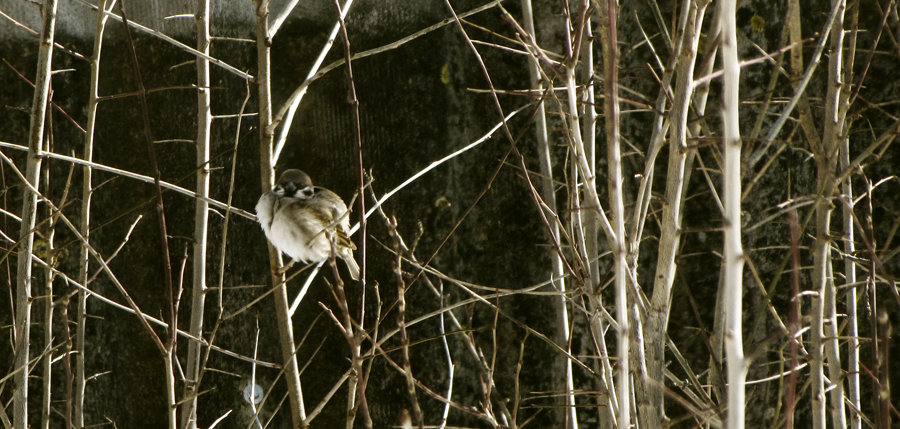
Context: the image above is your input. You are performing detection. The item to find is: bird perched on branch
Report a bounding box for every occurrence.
[256,169,360,280]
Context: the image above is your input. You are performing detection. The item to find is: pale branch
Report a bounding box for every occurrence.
[720,0,748,427]
[76,1,116,425]
[180,0,213,426]
[348,105,526,236]
[71,0,253,81]
[747,0,845,168]
[0,141,257,221]
[271,0,354,163]
[14,0,58,426]
[254,0,306,424]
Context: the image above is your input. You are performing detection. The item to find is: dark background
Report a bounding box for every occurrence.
[1,0,898,427]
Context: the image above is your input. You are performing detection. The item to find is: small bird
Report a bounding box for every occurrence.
[256,169,360,280]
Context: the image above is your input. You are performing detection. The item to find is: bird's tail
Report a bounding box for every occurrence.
[342,254,360,281]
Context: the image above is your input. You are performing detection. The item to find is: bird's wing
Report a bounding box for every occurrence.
[315,189,356,251]
[334,225,356,250]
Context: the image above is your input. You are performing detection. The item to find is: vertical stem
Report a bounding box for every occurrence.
[708,264,727,405]
[117,5,181,427]
[39,129,59,429]
[597,1,630,428]
[720,0,746,427]
[391,217,423,428]
[40,167,53,429]
[820,2,848,428]
[15,0,58,427]
[580,9,596,181]
[582,15,614,425]
[254,1,306,425]
[565,4,618,424]
[787,0,824,156]
[250,320,262,429]
[563,70,614,246]
[325,260,373,429]
[77,2,114,427]
[181,0,211,427]
[786,211,802,429]
[643,1,707,427]
[164,350,177,429]
[586,3,619,426]
[581,3,601,337]
[519,0,576,426]
[117,0,176,348]
[840,7,860,426]
[787,2,831,425]
[862,179,882,427]
[331,2,373,426]
[332,0,365,307]
[875,308,891,429]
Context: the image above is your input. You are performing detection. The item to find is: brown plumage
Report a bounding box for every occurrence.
[256,169,360,280]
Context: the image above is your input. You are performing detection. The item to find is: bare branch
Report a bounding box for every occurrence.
[719,0,747,427]
[71,0,253,81]
[254,0,306,424]
[14,1,58,426]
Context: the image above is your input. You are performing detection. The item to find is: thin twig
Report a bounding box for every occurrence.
[75,0,116,424]
[70,0,253,81]
[270,0,502,163]
[389,216,423,428]
[747,0,845,168]
[0,141,256,221]
[118,0,177,354]
[271,0,355,163]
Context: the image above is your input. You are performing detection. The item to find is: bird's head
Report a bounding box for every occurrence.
[275,169,315,199]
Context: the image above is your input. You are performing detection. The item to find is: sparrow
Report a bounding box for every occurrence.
[256,169,360,280]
